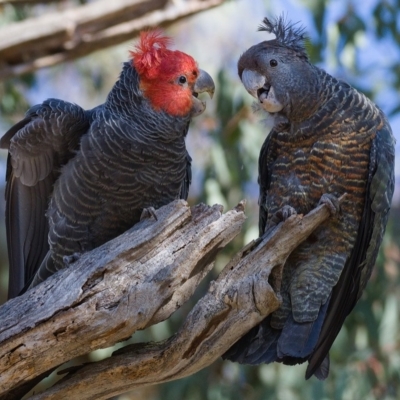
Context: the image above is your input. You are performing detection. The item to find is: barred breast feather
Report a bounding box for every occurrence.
[224,16,395,380]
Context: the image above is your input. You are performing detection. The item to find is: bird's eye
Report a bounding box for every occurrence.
[179,76,187,84]
[270,59,278,67]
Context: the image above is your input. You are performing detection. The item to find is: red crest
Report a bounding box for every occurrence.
[130,30,173,80]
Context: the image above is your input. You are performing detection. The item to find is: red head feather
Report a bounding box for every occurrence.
[130,30,200,116]
[130,30,173,80]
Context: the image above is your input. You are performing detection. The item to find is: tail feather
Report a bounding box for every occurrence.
[223,297,331,380]
[277,295,330,360]
[311,355,330,380]
[223,316,280,364]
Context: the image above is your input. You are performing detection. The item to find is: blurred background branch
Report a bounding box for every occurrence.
[0,0,224,79]
[0,0,57,4]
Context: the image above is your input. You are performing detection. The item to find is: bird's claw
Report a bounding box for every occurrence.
[278,205,297,220]
[140,207,158,221]
[319,193,341,216]
[267,205,297,229]
[63,252,81,266]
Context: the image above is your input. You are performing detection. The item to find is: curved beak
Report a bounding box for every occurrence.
[241,69,265,99]
[241,69,283,113]
[191,69,215,117]
[193,69,215,99]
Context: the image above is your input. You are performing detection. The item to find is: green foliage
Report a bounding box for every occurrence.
[0,79,32,121]
[373,1,400,40]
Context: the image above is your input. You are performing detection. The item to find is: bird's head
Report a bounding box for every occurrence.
[238,16,319,121]
[131,30,215,117]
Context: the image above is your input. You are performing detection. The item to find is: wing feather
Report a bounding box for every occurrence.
[306,118,395,378]
[179,151,192,201]
[258,127,279,235]
[1,99,92,298]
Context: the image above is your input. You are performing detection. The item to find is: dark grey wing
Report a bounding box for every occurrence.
[179,122,192,201]
[258,128,279,235]
[0,99,91,298]
[306,118,395,379]
[3,155,55,299]
[179,151,192,200]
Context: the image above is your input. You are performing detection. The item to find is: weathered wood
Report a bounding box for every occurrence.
[0,196,340,399]
[0,0,225,80]
[0,200,245,398]
[30,200,336,400]
[0,0,57,4]
[0,0,166,59]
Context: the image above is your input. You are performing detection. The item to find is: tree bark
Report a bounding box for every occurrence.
[0,198,338,399]
[1,1,62,4]
[0,200,244,398]
[0,0,225,80]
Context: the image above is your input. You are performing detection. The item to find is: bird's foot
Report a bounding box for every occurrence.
[63,252,81,266]
[267,205,297,230]
[140,207,158,221]
[319,193,341,216]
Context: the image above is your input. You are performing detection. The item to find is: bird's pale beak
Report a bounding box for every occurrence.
[241,69,283,113]
[191,69,215,117]
[194,69,215,99]
[241,69,265,99]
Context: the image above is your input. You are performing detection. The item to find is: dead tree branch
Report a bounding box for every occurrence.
[0,198,339,399]
[0,0,225,80]
[0,200,245,399]
[34,201,335,400]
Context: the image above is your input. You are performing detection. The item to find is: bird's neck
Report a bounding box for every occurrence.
[284,66,326,123]
[105,62,143,117]
[285,68,347,128]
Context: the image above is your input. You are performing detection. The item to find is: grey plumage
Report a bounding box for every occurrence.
[223,16,395,379]
[2,39,215,299]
